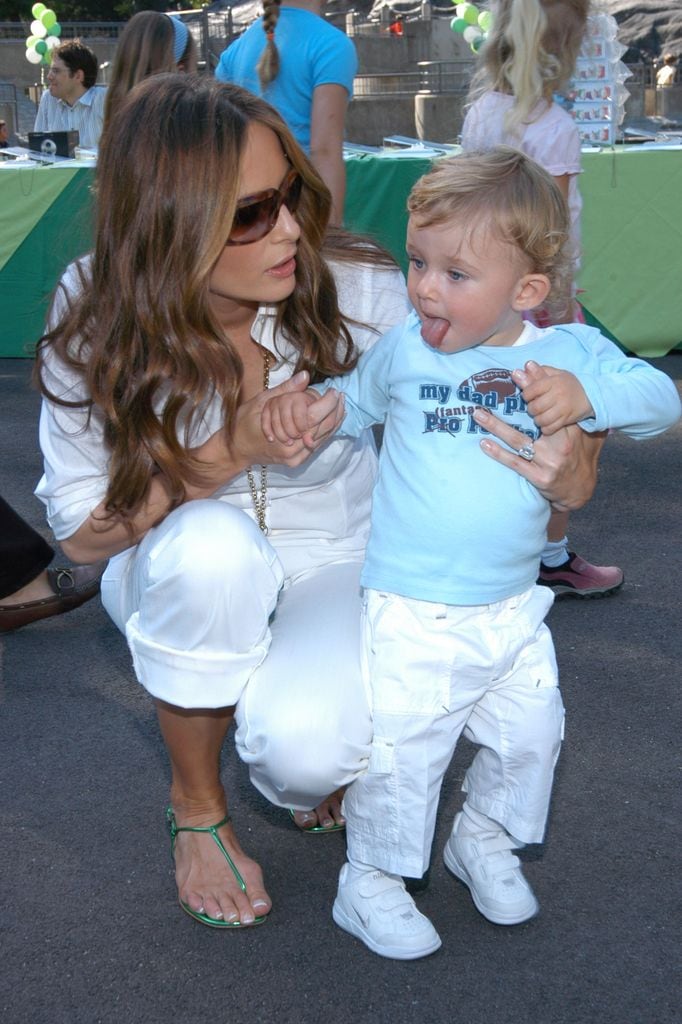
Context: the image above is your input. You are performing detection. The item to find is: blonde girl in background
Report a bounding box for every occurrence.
[102,11,196,133]
[215,1,356,226]
[462,0,623,600]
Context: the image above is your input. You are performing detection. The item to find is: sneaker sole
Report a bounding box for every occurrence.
[443,843,539,926]
[332,899,442,960]
[538,578,624,599]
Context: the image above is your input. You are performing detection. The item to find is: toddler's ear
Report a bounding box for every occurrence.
[513,273,551,312]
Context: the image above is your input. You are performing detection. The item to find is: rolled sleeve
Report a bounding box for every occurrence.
[35,328,109,540]
[36,399,109,540]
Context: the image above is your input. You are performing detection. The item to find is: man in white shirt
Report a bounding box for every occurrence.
[34,39,106,151]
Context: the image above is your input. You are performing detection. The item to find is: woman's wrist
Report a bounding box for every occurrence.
[187,430,250,499]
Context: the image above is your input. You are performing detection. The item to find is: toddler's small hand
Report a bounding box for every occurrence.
[513,361,593,435]
[261,383,344,450]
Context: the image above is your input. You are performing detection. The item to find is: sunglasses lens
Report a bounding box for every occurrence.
[229,195,276,244]
[226,171,303,245]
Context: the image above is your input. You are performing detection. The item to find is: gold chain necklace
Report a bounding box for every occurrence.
[245,349,270,534]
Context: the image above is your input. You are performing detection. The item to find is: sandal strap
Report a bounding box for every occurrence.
[166,806,232,836]
[166,806,247,893]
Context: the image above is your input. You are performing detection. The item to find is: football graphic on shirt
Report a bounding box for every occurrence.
[462,368,518,401]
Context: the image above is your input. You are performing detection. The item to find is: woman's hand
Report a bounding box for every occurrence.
[241,372,343,464]
[195,372,344,486]
[473,406,606,511]
[262,379,344,449]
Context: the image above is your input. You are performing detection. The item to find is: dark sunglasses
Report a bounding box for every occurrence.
[226,168,303,246]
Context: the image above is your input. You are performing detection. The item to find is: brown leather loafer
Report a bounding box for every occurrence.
[0,562,107,634]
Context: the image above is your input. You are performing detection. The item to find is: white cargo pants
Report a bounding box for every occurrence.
[100,499,372,809]
[344,585,565,878]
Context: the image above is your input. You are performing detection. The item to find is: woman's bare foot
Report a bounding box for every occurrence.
[292,788,346,831]
[170,798,271,925]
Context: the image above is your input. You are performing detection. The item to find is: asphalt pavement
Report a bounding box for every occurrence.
[1,353,680,1024]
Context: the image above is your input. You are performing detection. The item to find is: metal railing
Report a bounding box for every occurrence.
[355,59,474,96]
[623,62,655,88]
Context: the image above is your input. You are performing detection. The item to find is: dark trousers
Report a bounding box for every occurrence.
[0,494,54,600]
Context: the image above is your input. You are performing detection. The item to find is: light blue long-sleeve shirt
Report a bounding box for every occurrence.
[320,314,681,605]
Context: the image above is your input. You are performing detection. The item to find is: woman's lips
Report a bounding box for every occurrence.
[268,255,296,278]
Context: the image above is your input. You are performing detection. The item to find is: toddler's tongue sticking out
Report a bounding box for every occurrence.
[420,316,449,349]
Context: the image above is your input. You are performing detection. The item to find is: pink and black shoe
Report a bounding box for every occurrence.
[538,552,624,599]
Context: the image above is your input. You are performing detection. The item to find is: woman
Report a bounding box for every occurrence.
[35,75,603,930]
[215,0,356,226]
[102,10,196,133]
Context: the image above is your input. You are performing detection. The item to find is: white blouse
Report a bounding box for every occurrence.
[36,257,410,581]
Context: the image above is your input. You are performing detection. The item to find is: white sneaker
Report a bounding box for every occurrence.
[332,863,442,960]
[443,813,539,925]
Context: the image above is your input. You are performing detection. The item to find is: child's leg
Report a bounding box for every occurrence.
[459,619,563,844]
[443,586,564,924]
[334,590,505,958]
[344,591,487,879]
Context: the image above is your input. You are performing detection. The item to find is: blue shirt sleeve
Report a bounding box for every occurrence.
[554,326,682,438]
[310,30,357,95]
[316,324,404,436]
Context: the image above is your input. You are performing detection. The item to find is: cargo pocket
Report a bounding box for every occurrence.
[344,733,400,845]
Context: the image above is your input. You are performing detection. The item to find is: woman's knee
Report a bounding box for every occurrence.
[238,701,371,806]
[146,500,282,602]
[272,731,366,796]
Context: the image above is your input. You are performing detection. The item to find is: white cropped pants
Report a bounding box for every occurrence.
[100,500,372,809]
[344,586,565,878]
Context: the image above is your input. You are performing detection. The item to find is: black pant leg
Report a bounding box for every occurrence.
[0,494,54,599]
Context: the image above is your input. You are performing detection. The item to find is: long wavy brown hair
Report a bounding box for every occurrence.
[36,74,389,525]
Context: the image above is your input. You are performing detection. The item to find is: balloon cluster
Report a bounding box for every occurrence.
[25,4,62,66]
[450,3,493,53]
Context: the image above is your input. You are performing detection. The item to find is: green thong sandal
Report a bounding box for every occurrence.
[166,807,268,928]
[288,808,346,834]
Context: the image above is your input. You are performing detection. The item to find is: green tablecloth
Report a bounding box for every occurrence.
[0,164,95,357]
[2,147,681,358]
[578,146,682,356]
